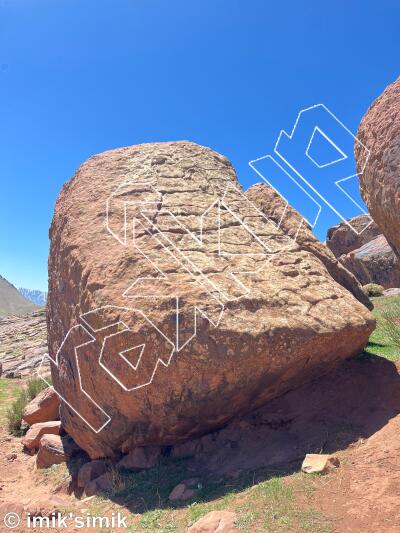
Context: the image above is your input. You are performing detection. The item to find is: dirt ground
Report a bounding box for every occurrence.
[1,303,400,532]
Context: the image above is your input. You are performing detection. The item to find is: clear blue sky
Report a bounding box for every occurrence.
[1,0,399,292]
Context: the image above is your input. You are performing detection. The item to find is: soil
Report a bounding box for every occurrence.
[1,312,400,532]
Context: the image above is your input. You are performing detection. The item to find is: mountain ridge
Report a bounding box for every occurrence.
[19,287,47,306]
[0,275,40,316]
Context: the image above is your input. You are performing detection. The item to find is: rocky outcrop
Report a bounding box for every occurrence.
[356,77,400,260]
[339,234,400,289]
[245,184,372,309]
[47,141,374,458]
[0,310,50,378]
[326,215,381,258]
[22,387,60,425]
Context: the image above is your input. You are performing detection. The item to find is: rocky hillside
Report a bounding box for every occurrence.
[0,309,50,378]
[0,275,39,317]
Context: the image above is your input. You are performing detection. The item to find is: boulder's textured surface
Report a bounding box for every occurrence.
[245,184,372,309]
[356,77,400,259]
[326,215,381,258]
[339,234,400,289]
[22,387,60,425]
[48,141,374,458]
[22,421,62,450]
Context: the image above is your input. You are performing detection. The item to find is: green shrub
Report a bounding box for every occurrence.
[26,376,51,401]
[6,376,52,436]
[362,283,385,297]
[6,389,28,436]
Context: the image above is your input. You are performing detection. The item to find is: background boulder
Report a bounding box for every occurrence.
[340,234,400,289]
[326,215,400,289]
[356,77,400,259]
[326,215,381,258]
[47,141,374,458]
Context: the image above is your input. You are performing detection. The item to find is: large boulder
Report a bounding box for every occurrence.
[47,141,374,458]
[339,234,400,289]
[356,77,400,259]
[326,215,381,258]
[245,184,372,310]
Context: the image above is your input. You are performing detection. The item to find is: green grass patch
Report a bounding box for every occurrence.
[6,388,28,436]
[26,375,51,400]
[96,460,332,533]
[362,296,400,361]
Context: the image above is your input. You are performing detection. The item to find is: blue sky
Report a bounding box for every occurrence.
[1,0,399,291]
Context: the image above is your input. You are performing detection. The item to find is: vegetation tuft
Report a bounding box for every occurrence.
[362,283,384,297]
[363,296,400,361]
[5,376,52,436]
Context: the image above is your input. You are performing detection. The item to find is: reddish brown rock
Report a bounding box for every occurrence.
[169,478,200,501]
[22,421,62,450]
[383,288,400,297]
[339,234,400,289]
[188,511,238,533]
[117,446,161,470]
[36,434,80,469]
[84,472,114,497]
[48,142,374,458]
[356,77,400,259]
[22,387,60,426]
[77,459,110,488]
[326,215,381,258]
[245,183,372,309]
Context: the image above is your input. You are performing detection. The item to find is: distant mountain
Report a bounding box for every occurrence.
[18,287,47,306]
[0,275,40,317]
